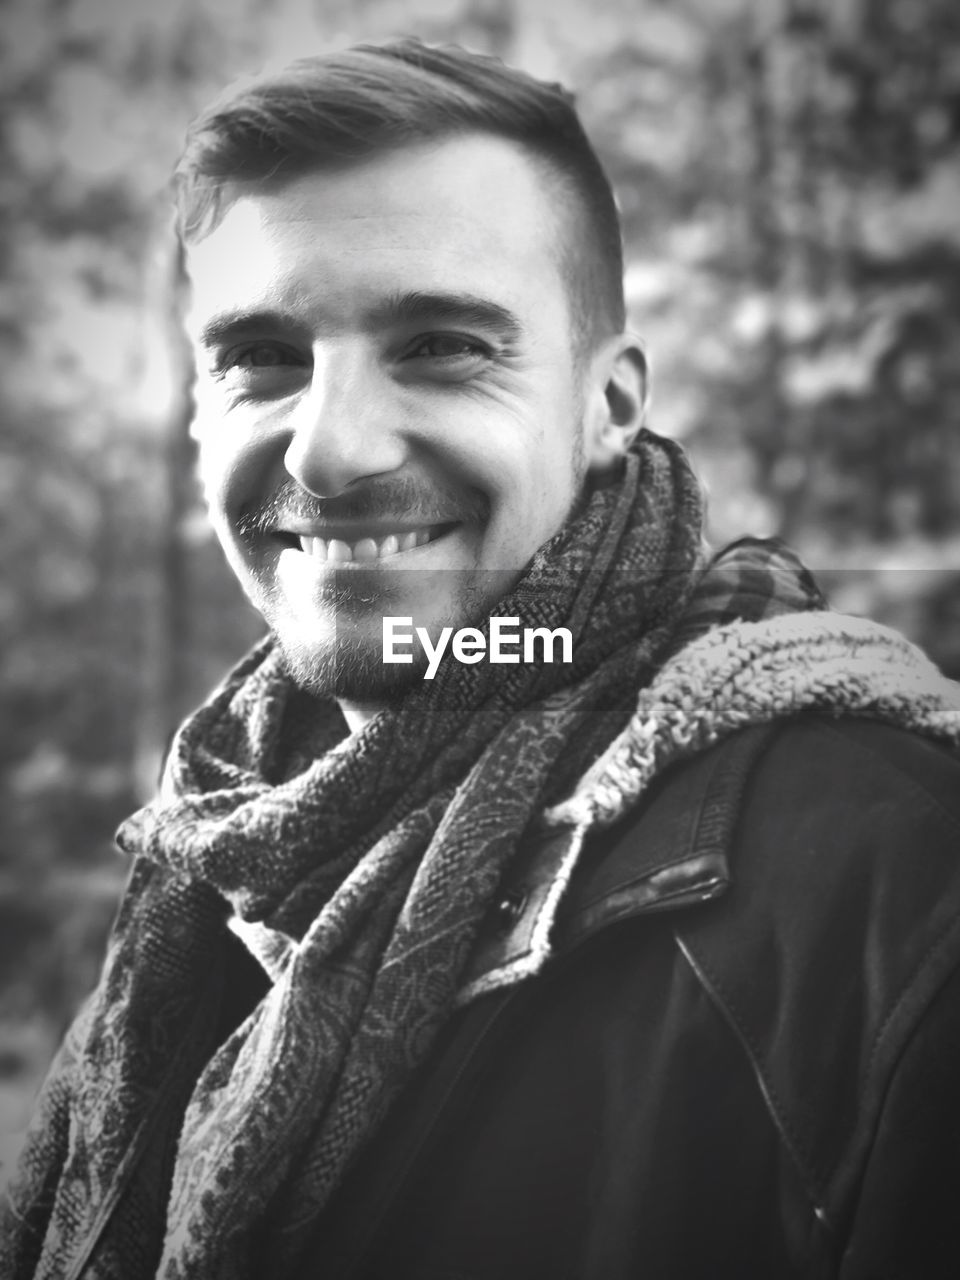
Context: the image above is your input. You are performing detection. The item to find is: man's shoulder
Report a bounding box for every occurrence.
[553,717,960,1208]
[574,713,960,916]
[564,713,960,938]
[746,713,960,844]
[703,715,960,986]
[666,715,960,1219]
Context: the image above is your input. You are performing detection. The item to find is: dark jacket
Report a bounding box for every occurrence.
[294,716,960,1279]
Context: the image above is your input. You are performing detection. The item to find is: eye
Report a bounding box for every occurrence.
[404,333,490,361]
[215,342,308,374]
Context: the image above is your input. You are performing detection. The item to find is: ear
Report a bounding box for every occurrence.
[583,334,649,476]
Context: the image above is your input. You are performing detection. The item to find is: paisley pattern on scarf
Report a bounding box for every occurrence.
[3,431,709,1280]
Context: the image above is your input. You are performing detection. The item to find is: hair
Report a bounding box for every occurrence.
[173,38,625,357]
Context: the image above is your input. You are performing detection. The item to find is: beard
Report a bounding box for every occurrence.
[276,629,422,703]
[233,433,593,704]
[264,566,507,703]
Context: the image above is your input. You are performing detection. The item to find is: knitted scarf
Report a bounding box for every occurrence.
[3,431,703,1279]
[4,430,960,1280]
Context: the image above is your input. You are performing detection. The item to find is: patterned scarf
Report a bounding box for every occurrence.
[8,428,959,1280]
[3,431,709,1279]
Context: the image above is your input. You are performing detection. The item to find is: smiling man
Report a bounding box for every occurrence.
[5,38,960,1280]
[184,127,638,716]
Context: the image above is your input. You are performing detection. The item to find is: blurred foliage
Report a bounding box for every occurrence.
[1,0,959,1134]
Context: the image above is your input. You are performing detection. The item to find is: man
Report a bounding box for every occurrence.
[4,38,960,1280]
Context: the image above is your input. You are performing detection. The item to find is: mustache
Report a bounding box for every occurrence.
[237,476,490,535]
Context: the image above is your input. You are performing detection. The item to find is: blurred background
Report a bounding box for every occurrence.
[1,0,959,1149]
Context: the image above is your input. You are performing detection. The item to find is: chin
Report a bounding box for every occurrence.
[275,631,427,703]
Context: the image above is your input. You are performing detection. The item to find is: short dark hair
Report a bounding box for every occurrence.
[173,38,625,356]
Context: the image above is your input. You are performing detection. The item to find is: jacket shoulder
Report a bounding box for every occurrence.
[676,715,960,1222]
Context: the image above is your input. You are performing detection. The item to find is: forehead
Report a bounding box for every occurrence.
[184,134,568,331]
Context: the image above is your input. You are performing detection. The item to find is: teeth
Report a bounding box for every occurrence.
[327,538,353,562]
[352,538,379,561]
[296,527,445,562]
[298,536,328,558]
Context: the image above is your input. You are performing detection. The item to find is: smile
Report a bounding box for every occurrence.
[290,523,456,563]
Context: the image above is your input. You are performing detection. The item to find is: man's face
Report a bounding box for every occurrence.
[186,134,608,701]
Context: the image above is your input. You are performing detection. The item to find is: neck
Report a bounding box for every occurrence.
[338,698,386,734]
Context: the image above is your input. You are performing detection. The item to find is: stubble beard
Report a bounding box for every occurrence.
[262,568,502,703]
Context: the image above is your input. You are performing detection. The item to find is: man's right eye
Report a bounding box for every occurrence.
[214,342,307,374]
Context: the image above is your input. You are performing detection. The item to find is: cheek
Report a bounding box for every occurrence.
[193,406,285,520]
[454,413,579,536]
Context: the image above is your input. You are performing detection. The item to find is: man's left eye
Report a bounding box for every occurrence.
[405,334,487,361]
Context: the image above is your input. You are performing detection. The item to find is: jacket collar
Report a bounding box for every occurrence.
[460,725,777,996]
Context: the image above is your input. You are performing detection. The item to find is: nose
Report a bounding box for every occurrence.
[283,344,407,498]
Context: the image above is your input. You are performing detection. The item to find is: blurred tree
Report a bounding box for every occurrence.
[567,0,960,670]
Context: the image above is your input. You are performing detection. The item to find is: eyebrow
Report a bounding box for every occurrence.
[376,291,524,342]
[193,308,300,352]
[193,290,525,351]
